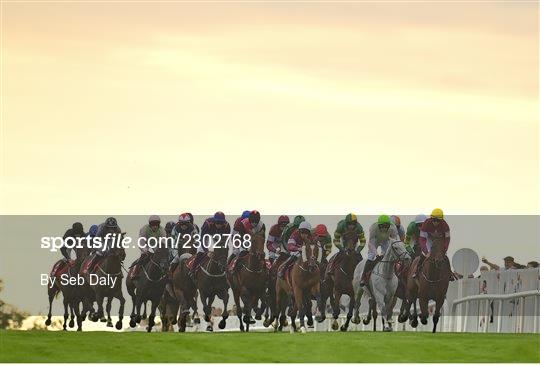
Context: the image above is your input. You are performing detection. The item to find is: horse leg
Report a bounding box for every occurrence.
[232,288,244,332]
[331,290,341,331]
[147,299,159,332]
[419,292,429,325]
[204,294,215,332]
[72,298,83,331]
[45,287,55,326]
[69,303,75,328]
[313,284,325,323]
[114,292,125,330]
[62,296,69,331]
[105,296,113,327]
[371,299,378,332]
[142,301,147,320]
[294,287,306,333]
[341,289,355,332]
[432,297,444,333]
[352,287,363,324]
[218,289,229,330]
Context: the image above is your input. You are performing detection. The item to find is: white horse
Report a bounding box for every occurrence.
[352,240,410,332]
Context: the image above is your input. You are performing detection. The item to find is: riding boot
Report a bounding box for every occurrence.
[278,256,293,278]
[359,259,376,286]
[168,261,179,281]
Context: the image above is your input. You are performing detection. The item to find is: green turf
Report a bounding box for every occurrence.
[1,330,539,363]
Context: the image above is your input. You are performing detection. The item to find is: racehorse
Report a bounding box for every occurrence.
[274,239,324,333]
[83,245,126,330]
[45,246,90,331]
[194,236,230,331]
[352,240,410,331]
[227,233,268,332]
[263,251,288,328]
[324,236,360,331]
[170,238,199,332]
[127,246,169,332]
[406,237,451,333]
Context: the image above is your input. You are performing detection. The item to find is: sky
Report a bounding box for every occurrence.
[0,1,538,215]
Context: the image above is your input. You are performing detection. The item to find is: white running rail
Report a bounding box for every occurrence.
[450,290,540,333]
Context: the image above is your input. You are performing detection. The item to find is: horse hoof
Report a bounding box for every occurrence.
[129,319,136,328]
[420,318,428,325]
[351,317,360,325]
[398,314,407,323]
[331,322,339,331]
[289,326,294,334]
[284,319,289,327]
[363,318,370,325]
[172,319,178,325]
[116,321,123,330]
[135,315,142,323]
[315,315,325,323]
[100,317,107,323]
[107,322,113,328]
[45,318,51,326]
[340,325,347,332]
[300,326,307,334]
[206,325,213,332]
[142,314,147,320]
[411,319,418,328]
[218,319,226,329]
[307,318,313,327]
[69,320,75,328]
[77,327,82,332]
[194,318,201,325]
[63,328,67,331]
[263,319,270,328]
[146,326,152,333]
[383,327,392,332]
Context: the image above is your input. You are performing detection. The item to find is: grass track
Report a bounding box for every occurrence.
[1,330,539,363]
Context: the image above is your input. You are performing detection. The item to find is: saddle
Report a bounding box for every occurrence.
[81,255,105,276]
[50,260,76,278]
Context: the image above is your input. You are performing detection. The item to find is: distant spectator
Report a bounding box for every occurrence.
[527,261,539,268]
[481,256,525,271]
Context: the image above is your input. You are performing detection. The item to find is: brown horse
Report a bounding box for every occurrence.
[274,239,324,333]
[127,246,169,332]
[194,237,230,332]
[83,246,126,330]
[45,246,90,331]
[227,233,268,332]
[263,251,288,328]
[406,237,451,332]
[170,238,199,332]
[324,236,360,331]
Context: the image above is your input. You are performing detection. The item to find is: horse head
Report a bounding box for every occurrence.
[387,240,411,263]
[301,239,321,272]
[248,232,266,261]
[153,246,170,272]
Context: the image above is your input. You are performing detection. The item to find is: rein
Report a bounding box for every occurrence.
[200,256,226,277]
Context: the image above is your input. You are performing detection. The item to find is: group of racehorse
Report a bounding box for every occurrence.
[46,231,451,333]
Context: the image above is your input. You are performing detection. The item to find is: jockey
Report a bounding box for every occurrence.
[266,215,290,261]
[169,213,198,275]
[129,215,166,274]
[333,213,366,254]
[230,210,266,272]
[391,215,406,241]
[326,213,365,276]
[404,214,427,257]
[189,211,231,276]
[232,210,251,231]
[414,208,451,276]
[85,217,122,273]
[278,221,312,277]
[61,222,85,261]
[359,215,400,286]
[313,224,332,260]
[186,212,201,234]
[280,215,305,252]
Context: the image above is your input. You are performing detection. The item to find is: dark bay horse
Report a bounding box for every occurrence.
[324,236,360,331]
[170,239,199,332]
[406,238,451,332]
[194,238,230,331]
[274,240,324,333]
[45,246,90,331]
[83,246,126,330]
[127,246,169,332]
[227,233,268,332]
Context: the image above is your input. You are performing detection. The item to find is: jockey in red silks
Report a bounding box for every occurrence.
[415,208,451,276]
[266,215,290,262]
[277,221,313,278]
[230,210,266,272]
